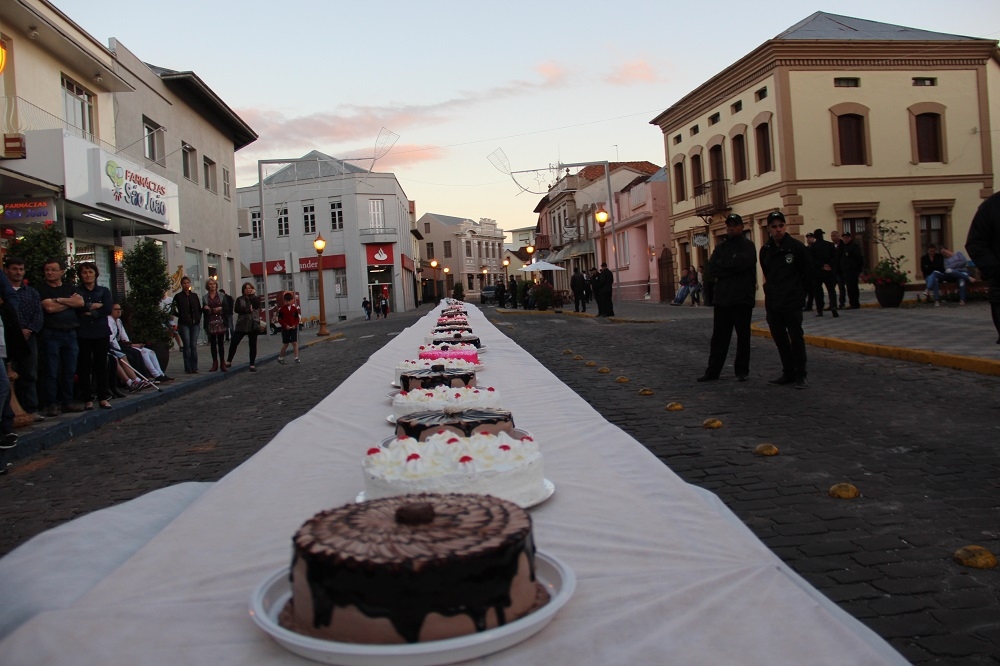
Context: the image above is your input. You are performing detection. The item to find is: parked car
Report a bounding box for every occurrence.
[480,286,497,305]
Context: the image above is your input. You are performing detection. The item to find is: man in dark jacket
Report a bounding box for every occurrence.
[597,263,614,317]
[808,229,838,318]
[966,191,1000,343]
[570,268,587,313]
[697,214,757,382]
[760,212,814,388]
[838,231,865,309]
[171,277,202,374]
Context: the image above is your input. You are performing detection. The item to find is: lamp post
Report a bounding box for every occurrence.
[429,259,440,302]
[313,234,330,336]
[595,205,609,266]
[502,257,509,280]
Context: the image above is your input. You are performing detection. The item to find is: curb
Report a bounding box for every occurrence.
[0,332,345,466]
[750,323,1000,377]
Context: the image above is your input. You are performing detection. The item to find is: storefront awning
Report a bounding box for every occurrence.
[549,240,595,264]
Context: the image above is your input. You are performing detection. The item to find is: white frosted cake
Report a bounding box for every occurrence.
[395,358,477,385]
[392,385,501,420]
[362,431,546,507]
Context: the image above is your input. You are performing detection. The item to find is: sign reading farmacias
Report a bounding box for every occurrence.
[105,160,168,217]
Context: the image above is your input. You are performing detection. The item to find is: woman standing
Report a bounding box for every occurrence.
[226,282,262,371]
[75,262,113,409]
[202,279,228,372]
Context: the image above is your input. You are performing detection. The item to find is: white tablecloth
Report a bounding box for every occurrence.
[0,305,907,665]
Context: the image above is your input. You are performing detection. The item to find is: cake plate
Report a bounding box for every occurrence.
[249,551,575,666]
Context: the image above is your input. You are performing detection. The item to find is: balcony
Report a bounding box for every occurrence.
[533,234,551,250]
[694,179,730,217]
[359,226,397,244]
[1,96,121,158]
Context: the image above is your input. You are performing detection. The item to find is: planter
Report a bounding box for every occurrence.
[873,283,905,308]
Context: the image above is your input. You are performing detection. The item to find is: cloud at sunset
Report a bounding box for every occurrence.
[605,59,659,85]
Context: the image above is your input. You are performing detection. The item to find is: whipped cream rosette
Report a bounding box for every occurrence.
[394,358,477,385]
[392,385,501,419]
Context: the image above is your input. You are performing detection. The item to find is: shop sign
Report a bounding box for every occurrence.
[0,199,54,220]
[92,149,175,227]
[365,244,394,265]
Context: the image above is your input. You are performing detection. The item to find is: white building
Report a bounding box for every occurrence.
[236,151,416,322]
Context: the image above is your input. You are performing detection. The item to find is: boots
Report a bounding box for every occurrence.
[221,362,228,372]
[210,361,218,372]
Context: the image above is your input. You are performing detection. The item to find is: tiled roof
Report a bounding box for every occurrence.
[577,161,661,182]
[776,12,978,41]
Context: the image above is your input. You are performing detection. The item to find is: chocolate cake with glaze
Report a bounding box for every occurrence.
[395,408,514,441]
[432,332,482,348]
[281,493,548,644]
[398,365,477,392]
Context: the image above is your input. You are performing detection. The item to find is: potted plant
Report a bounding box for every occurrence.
[860,219,910,308]
[121,238,172,370]
[7,221,74,287]
[533,281,554,310]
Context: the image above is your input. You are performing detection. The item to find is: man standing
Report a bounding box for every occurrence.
[802,233,816,311]
[3,256,44,421]
[597,263,614,316]
[697,214,757,382]
[508,276,518,309]
[760,212,814,389]
[839,231,865,309]
[966,191,1000,343]
[808,229,838,317]
[494,280,506,310]
[171,277,202,373]
[36,259,85,415]
[830,230,847,308]
[570,268,587,313]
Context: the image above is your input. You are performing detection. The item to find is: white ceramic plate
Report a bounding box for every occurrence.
[356,479,554,509]
[389,381,400,389]
[386,414,396,425]
[249,552,574,666]
[386,390,401,400]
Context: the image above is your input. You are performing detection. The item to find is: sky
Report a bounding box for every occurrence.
[55,0,1000,235]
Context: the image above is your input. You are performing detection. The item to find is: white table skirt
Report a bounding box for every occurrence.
[0,305,907,665]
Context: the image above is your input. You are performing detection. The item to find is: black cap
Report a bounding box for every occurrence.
[766,211,785,223]
[725,213,744,226]
[812,228,825,238]
[842,231,852,237]
[805,233,815,238]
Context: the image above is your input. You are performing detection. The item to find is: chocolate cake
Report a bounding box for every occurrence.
[398,366,477,392]
[432,332,482,348]
[395,408,514,441]
[281,494,548,644]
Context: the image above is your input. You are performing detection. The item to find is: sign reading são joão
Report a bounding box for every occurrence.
[104,159,168,220]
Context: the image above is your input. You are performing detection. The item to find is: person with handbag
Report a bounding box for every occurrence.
[202,278,228,372]
[226,282,263,372]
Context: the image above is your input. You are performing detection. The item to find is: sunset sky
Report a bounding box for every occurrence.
[58,0,1000,234]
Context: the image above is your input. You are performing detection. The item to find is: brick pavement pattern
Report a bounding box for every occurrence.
[494,312,999,665]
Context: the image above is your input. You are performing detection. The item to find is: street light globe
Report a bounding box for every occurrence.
[482,267,488,274]
[502,258,510,267]
[595,205,609,227]
[526,245,535,255]
[443,267,450,273]
[430,259,438,268]
[313,234,327,254]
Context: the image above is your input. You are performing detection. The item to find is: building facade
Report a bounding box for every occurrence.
[416,213,506,300]
[650,12,1000,298]
[0,1,254,298]
[236,152,416,323]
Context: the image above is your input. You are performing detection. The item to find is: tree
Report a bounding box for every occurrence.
[7,222,73,288]
[451,282,465,301]
[121,238,171,344]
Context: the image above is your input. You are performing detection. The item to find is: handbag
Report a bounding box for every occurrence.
[208,313,226,336]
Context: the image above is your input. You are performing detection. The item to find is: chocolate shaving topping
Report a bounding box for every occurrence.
[395,502,435,525]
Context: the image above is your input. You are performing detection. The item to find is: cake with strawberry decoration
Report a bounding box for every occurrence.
[362,431,546,507]
[395,408,515,441]
[392,385,501,420]
[417,342,480,364]
[394,358,476,386]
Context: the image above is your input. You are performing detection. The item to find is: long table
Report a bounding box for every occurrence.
[0,304,907,664]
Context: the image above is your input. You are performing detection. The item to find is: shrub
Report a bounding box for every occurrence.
[121,238,171,344]
[451,283,465,301]
[7,221,73,287]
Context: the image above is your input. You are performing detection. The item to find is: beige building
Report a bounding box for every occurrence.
[650,12,1000,294]
[416,213,506,300]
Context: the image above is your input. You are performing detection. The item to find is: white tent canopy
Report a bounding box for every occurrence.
[519,260,566,272]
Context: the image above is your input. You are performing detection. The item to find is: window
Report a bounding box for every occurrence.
[369,199,384,228]
[308,274,319,300]
[919,214,945,251]
[424,222,431,233]
[913,77,937,87]
[673,134,682,145]
[255,277,266,296]
[277,207,289,237]
[281,273,294,292]
[616,231,630,267]
[203,157,217,193]
[731,134,748,183]
[467,275,474,290]
[251,210,262,239]
[755,87,768,101]
[755,122,773,174]
[672,161,686,203]
[334,269,347,297]
[830,103,871,166]
[915,114,942,162]
[708,112,720,126]
[443,241,452,258]
[222,168,231,199]
[142,118,164,162]
[731,101,742,114]
[691,154,703,189]
[465,241,472,258]
[330,199,343,230]
[182,144,197,182]
[426,242,434,260]
[709,144,725,181]
[302,203,316,234]
[835,77,860,88]
[62,76,95,140]
[690,125,700,136]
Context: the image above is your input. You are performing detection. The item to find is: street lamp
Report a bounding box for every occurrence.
[526,244,535,262]
[502,257,510,280]
[313,233,330,336]
[595,204,609,266]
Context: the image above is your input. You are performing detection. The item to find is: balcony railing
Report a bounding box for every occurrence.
[694,179,730,217]
[1,95,124,157]
[359,227,397,236]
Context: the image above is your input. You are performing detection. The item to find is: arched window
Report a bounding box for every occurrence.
[830,103,871,166]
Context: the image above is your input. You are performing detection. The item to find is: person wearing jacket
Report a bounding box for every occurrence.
[966,191,1000,343]
[808,229,838,318]
[697,214,757,382]
[920,245,947,305]
[171,276,202,374]
[760,211,814,388]
[838,231,865,309]
[74,262,113,410]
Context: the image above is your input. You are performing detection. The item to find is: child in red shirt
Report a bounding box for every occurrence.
[277,292,300,363]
